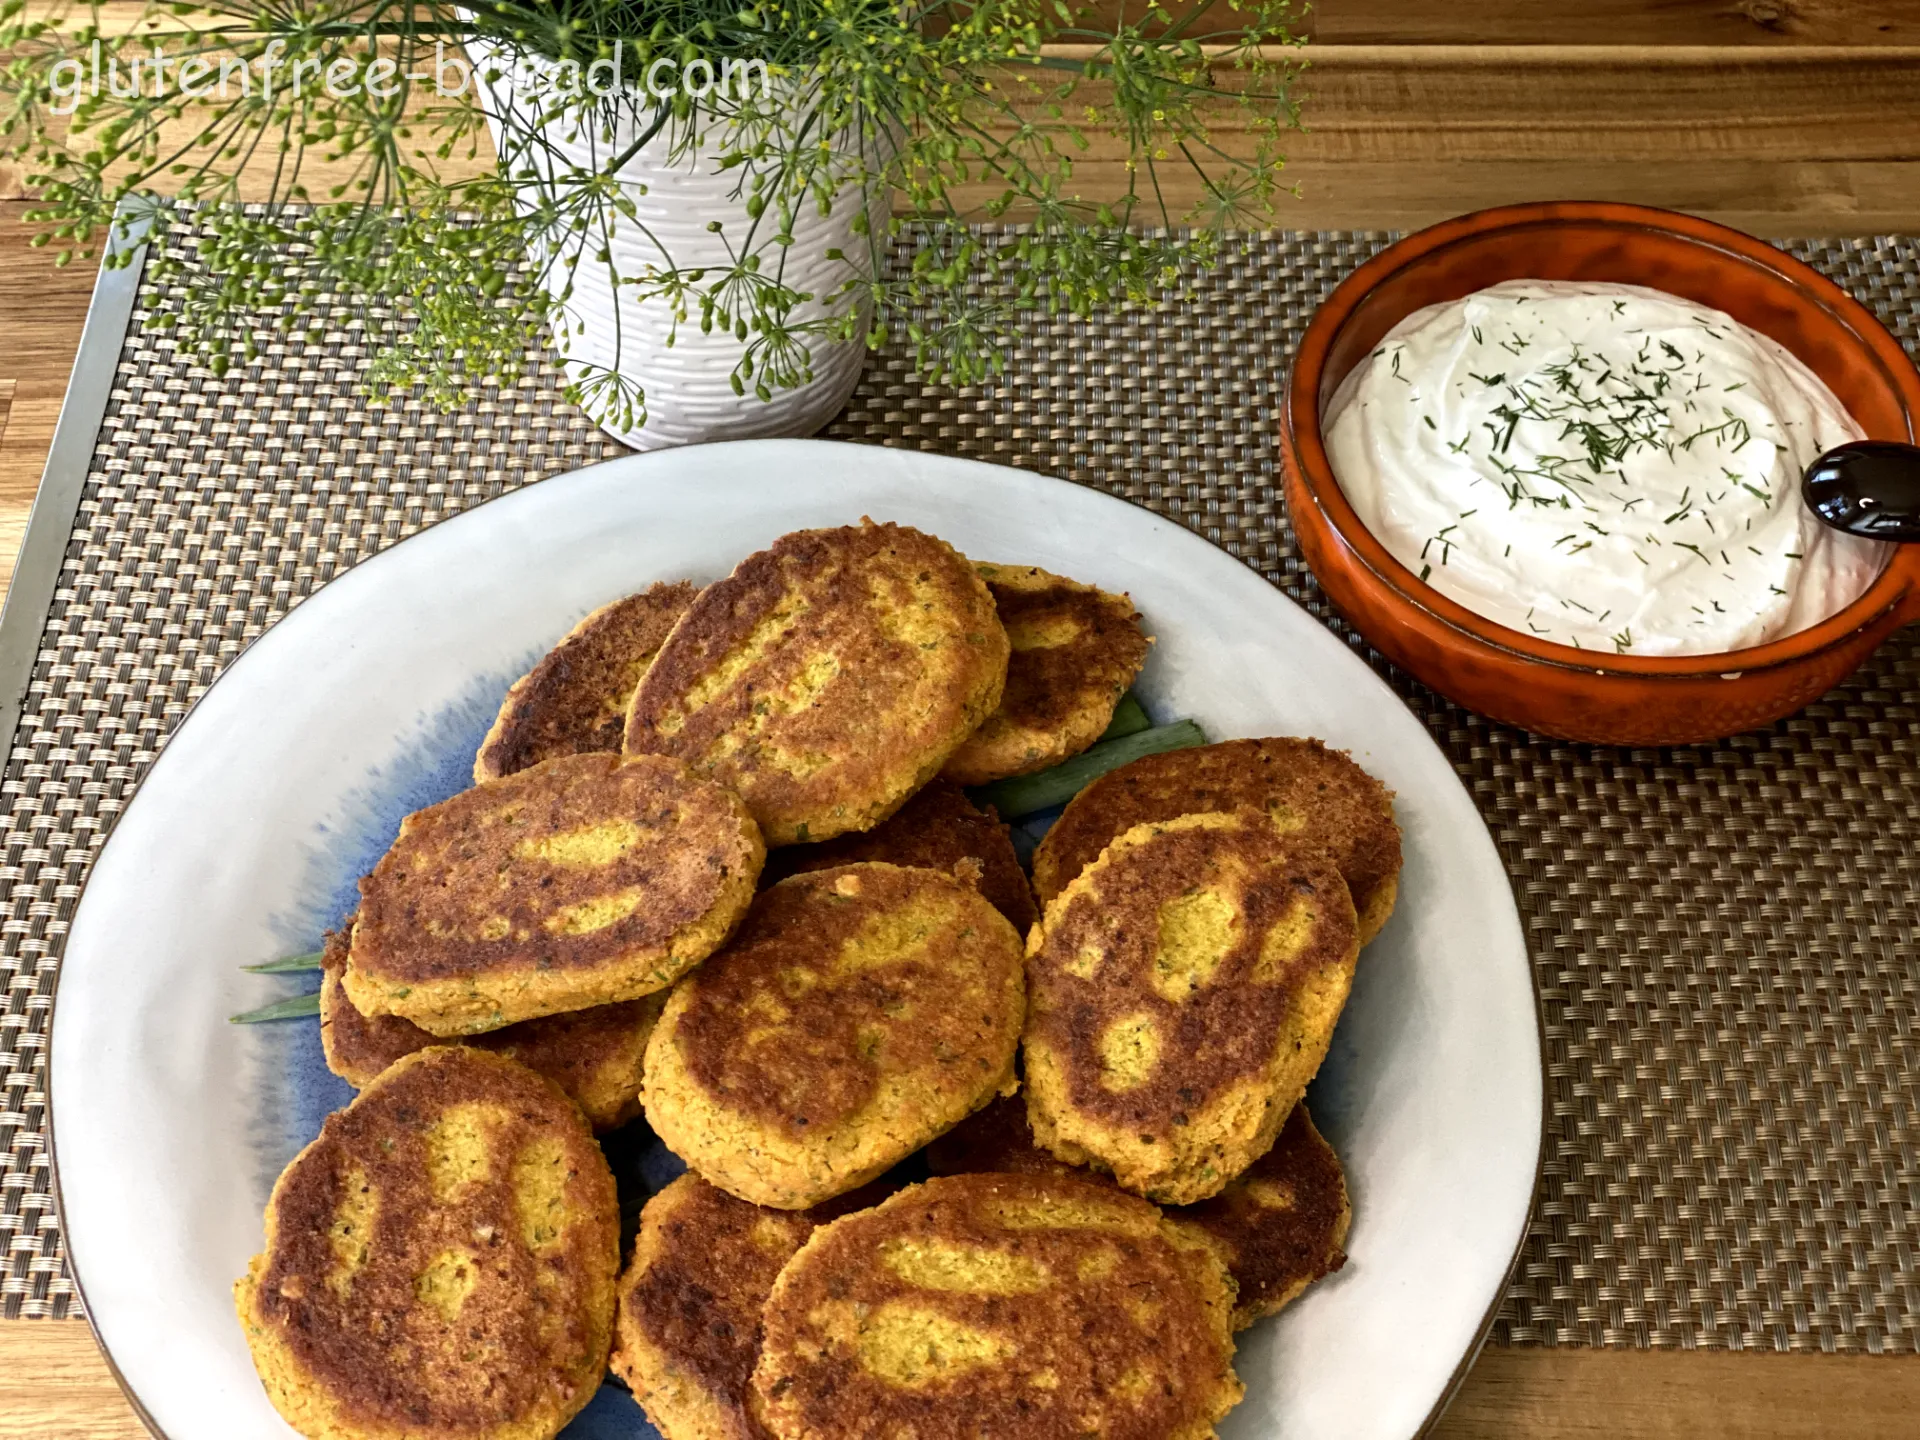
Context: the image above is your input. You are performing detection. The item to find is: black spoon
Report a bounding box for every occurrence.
[1803,440,1920,542]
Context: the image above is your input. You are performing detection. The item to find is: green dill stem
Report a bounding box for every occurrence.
[230,991,322,1024]
[970,719,1207,818]
[2,0,1308,425]
[242,949,326,973]
[1098,692,1151,742]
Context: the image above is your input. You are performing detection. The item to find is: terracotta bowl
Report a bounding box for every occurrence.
[1279,201,1920,746]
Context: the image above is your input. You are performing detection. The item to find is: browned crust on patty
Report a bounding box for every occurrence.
[234,1047,618,1440]
[765,778,1037,934]
[475,582,698,784]
[644,863,1025,1208]
[1023,810,1359,1203]
[612,1174,809,1440]
[1178,1104,1350,1328]
[1030,737,1401,945]
[941,563,1150,785]
[319,927,435,1085]
[474,994,662,1133]
[320,925,660,1131]
[344,752,763,1034]
[750,1172,1242,1440]
[610,1173,897,1440]
[623,522,1009,846]
[926,1095,1351,1329]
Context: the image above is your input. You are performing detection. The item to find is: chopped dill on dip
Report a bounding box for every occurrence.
[1324,280,1888,655]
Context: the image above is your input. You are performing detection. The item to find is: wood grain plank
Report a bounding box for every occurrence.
[0,1323,144,1440]
[1082,0,1920,45]
[0,201,95,602]
[1010,46,1920,163]
[23,0,1920,46]
[1305,0,1920,47]
[973,158,1920,234]
[1290,46,1920,162]
[1434,1347,1920,1439]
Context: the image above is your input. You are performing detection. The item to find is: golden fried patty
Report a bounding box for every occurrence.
[750,1172,1242,1440]
[234,1047,619,1440]
[624,522,1009,846]
[611,1173,892,1440]
[1024,810,1359,1204]
[475,581,697,784]
[1031,736,1402,944]
[1176,1104,1350,1328]
[644,863,1024,1209]
[941,563,1150,785]
[926,1095,1350,1329]
[765,778,1037,934]
[319,928,660,1132]
[345,752,763,1036]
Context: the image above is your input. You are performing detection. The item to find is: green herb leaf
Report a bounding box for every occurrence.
[1099,692,1151,742]
[0,0,1309,428]
[230,992,322,1024]
[970,720,1207,818]
[243,950,325,974]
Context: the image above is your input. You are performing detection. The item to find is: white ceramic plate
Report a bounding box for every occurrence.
[50,439,1540,1440]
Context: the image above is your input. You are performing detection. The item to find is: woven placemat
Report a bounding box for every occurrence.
[2,224,1917,1353]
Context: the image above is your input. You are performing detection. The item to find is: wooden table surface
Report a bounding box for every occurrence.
[5,1,1920,1435]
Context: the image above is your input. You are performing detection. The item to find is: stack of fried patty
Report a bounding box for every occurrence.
[241,520,1399,1440]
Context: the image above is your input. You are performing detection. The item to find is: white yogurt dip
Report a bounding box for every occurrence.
[1324,280,1887,655]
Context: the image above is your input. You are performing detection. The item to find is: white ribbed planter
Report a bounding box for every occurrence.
[475,53,880,450]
